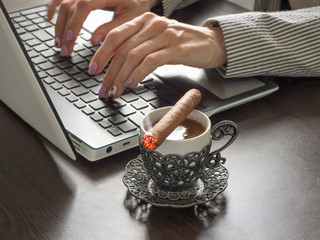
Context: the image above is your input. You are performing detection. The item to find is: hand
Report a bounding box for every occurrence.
[90,13,227,99]
[47,0,161,56]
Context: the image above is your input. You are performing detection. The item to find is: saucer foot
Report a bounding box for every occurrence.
[150,180,202,201]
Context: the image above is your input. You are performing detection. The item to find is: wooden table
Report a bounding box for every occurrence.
[1,1,319,239]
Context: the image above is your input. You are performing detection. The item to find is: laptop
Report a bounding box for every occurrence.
[0,0,278,161]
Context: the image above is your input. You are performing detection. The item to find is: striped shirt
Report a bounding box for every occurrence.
[203,6,320,77]
[162,0,199,17]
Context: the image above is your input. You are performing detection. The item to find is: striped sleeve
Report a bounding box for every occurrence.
[162,0,199,17]
[203,6,320,78]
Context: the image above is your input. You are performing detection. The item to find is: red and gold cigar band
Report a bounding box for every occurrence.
[141,89,202,150]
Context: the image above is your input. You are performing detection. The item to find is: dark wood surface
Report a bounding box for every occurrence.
[1,1,320,239]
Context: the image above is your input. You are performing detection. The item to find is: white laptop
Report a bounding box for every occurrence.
[0,0,278,161]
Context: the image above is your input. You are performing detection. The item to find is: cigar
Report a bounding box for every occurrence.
[142,89,202,150]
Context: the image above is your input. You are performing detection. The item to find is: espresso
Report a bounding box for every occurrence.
[149,118,206,140]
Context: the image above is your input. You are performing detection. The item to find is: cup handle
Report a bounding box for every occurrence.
[207,120,239,168]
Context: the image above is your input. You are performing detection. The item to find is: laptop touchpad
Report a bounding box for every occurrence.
[154,65,265,99]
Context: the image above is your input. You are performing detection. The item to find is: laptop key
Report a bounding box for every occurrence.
[51,82,63,90]
[55,73,71,83]
[20,33,34,41]
[32,30,52,42]
[26,38,42,47]
[90,113,103,122]
[32,56,47,65]
[47,67,63,77]
[118,121,137,133]
[38,21,52,29]
[118,105,136,116]
[58,88,70,96]
[34,44,48,52]
[149,98,170,109]
[80,92,97,103]
[139,91,158,102]
[26,25,39,32]
[108,127,122,137]
[26,13,40,20]
[121,92,139,103]
[65,66,81,75]
[131,99,149,110]
[28,50,39,58]
[71,85,89,96]
[12,16,27,23]
[39,62,54,71]
[73,72,90,82]
[82,106,95,115]
[131,84,148,94]
[82,79,99,88]
[66,94,78,102]
[19,20,33,28]
[89,99,109,110]
[74,101,86,109]
[63,80,80,89]
[57,60,73,69]
[108,115,127,125]
[99,107,117,118]
[43,77,55,85]
[99,120,112,129]
[41,49,57,58]
[108,98,126,109]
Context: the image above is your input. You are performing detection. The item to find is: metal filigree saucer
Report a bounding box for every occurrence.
[123,156,229,208]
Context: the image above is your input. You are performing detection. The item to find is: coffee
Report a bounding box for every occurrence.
[148,118,205,140]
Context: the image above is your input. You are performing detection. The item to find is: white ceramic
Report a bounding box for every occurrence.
[140,107,211,155]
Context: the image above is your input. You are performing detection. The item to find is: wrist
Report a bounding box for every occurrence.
[208,26,227,68]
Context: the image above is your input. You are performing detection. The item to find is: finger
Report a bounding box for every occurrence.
[60,1,93,56]
[47,0,62,21]
[116,48,175,99]
[132,48,175,83]
[54,0,72,49]
[107,37,166,97]
[91,18,125,46]
[89,17,145,75]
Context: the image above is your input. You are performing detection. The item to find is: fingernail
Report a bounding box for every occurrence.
[60,45,68,57]
[108,85,117,98]
[124,77,133,88]
[88,61,98,75]
[66,29,73,42]
[54,37,60,47]
[99,84,107,98]
[93,34,104,45]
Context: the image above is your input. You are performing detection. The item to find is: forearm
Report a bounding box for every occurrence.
[204,6,320,78]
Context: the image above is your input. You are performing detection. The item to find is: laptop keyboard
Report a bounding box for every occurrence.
[9,5,183,138]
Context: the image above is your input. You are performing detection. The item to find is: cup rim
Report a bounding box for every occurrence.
[140,106,210,143]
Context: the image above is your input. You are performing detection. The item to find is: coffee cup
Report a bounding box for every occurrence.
[139,106,238,199]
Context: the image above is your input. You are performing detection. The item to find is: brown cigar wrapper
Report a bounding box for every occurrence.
[142,89,202,150]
